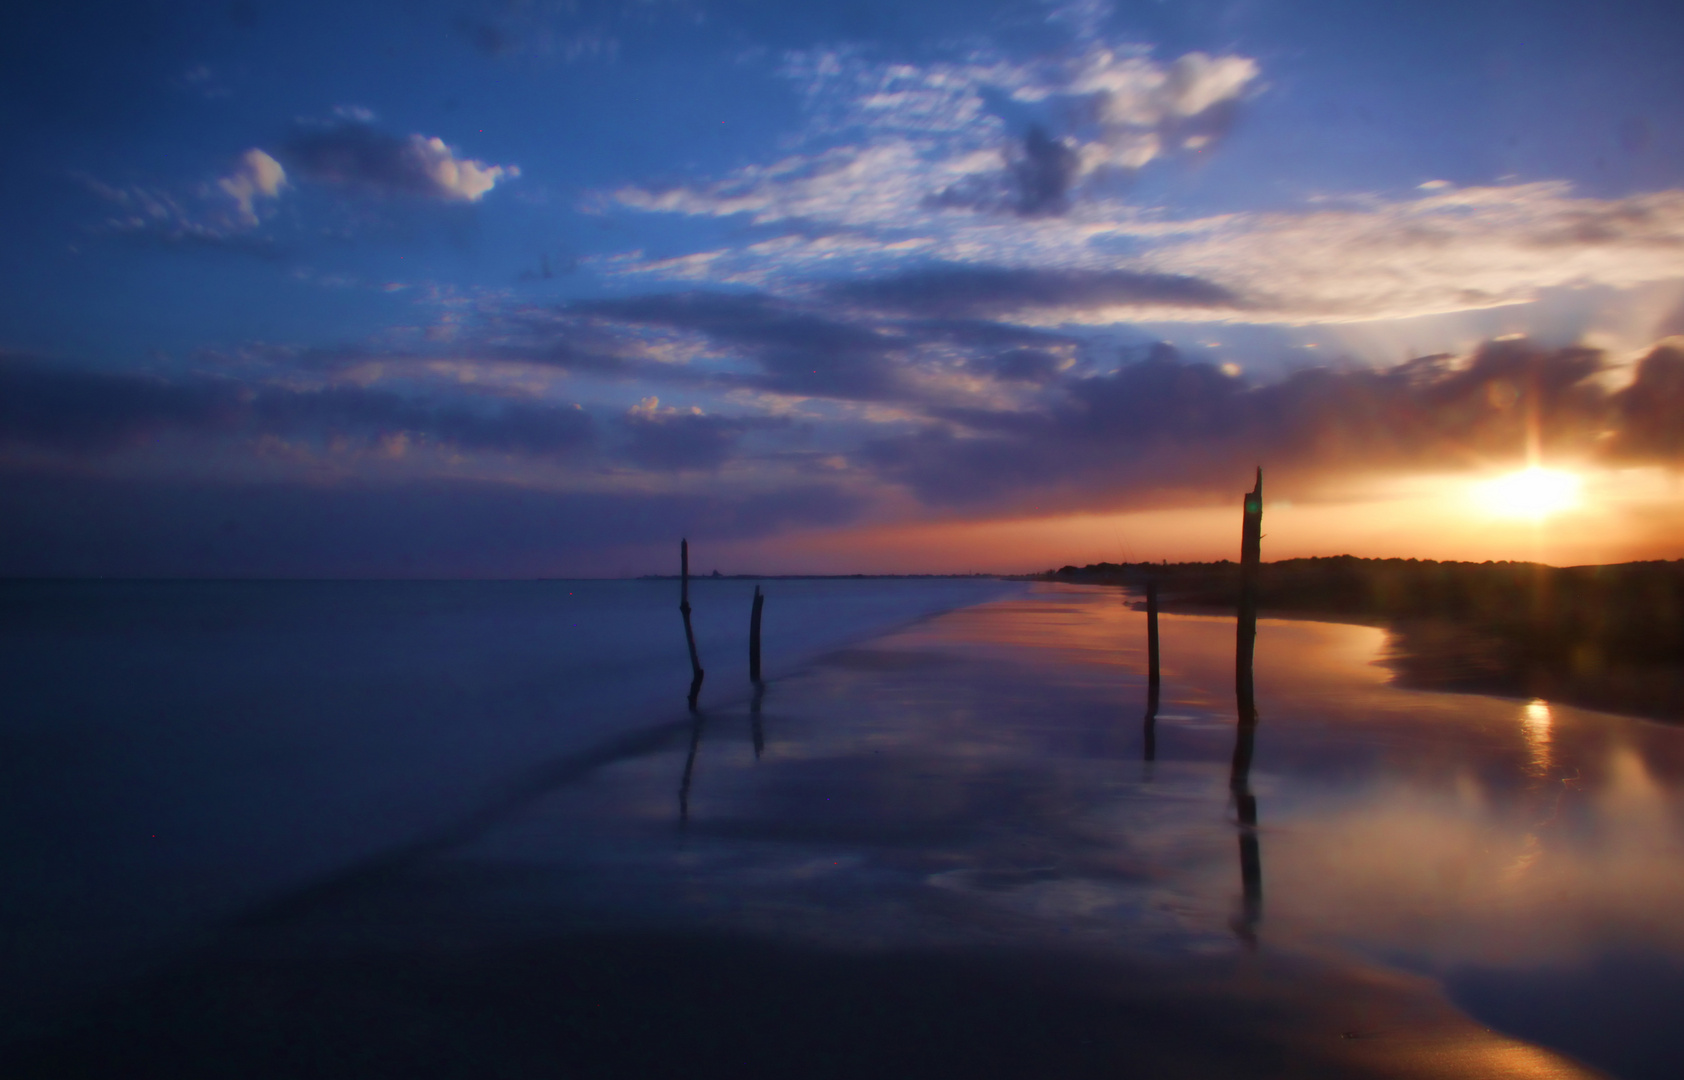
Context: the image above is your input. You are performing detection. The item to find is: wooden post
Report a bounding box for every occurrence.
[1236,468,1262,711]
[680,539,705,710]
[748,584,764,684]
[1231,470,1264,946]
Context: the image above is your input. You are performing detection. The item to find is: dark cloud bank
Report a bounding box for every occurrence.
[862,338,1684,512]
[0,473,858,578]
[3,328,1681,575]
[0,353,840,575]
[0,358,596,458]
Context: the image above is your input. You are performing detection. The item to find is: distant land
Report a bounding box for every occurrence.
[634,573,999,581]
[1035,556,1684,724]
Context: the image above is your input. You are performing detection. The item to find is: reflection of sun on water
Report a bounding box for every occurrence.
[1522,698,1553,775]
[1472,467,1582,520]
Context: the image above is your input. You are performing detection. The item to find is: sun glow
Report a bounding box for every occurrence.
[1473,467,1583,520]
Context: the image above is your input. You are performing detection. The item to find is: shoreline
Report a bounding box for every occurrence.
[1045,557,1684,725]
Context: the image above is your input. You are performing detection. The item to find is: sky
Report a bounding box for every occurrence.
[2,0,1682,576]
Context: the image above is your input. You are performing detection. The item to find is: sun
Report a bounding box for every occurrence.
[1473,467,1582,520]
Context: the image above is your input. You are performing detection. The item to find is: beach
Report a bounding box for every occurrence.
[6,582,1682,1077]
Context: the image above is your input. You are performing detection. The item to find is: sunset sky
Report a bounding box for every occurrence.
[3,0,1682,576]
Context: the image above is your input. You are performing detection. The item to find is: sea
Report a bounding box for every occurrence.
[0,576,1022,1041]
[4,578,1682,1078]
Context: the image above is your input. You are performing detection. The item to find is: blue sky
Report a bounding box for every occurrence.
[3,0,1683,575]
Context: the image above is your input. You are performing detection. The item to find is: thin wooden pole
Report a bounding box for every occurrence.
[1231,469,1264,946]
[681,539,704,710]
[1236,468,1262,711]
[749,584,765,684]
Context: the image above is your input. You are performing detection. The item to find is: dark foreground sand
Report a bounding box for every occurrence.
[11,584,1667,1078]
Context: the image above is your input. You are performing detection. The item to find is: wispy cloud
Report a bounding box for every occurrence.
[829,265,1242,320]
[1138,183,1684,323]
[613,182,1684,325]
[614,40,1259,230]
[76,148,288,251]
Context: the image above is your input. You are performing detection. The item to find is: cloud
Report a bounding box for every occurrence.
[0,471,862,578]
[1022,47,1259,181]
[618,397,786,471]
[282,122,519,202]
[1010,126,1079,217]
[75,150,288,252]
[8,326,1682,576]
[576,291,912,400]
[829,265,1242,320]
[426,288,1091,415]
[613,181,1684,326]
[855,337,1647,512]
[0,355,593,459]
[614,42,1259,231]
[217,149,287,225]
[969,347,1069,383]
[1609,340,1684,461]
[614,140,990,230]
[1137,183,1684,323]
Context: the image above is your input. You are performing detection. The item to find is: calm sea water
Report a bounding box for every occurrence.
[0,576,1021,1039]
[5,581,1681,1077]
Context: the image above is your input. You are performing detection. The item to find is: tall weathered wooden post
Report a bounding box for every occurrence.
[1235,468,1262,713]
[680,539,705,710]
[1230,468,1263,945]
[748,584,765,684]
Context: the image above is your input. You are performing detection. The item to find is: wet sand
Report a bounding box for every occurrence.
[11,583,1679,1078]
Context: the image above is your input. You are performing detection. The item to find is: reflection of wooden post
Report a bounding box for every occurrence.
[678,715,705,824]
[1229,715,1262,947]
[1236,468,1263,711]
[749,585,765,684]
[1143,576,1160,762]
[680,539,705,710]
[750,681,765,760]
[1146,577,1160,695]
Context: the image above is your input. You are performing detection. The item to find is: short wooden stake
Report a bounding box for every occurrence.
[680,539,705,710]
[749,584,765,684]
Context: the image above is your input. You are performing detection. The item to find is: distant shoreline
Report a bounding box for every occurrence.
[1034,555,1684,725]
[633,573,1003,581]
